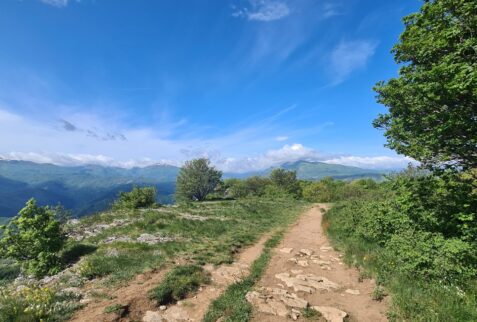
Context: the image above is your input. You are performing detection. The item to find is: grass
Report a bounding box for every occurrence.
[301,307,321,320]
[75,198,306,286]
[149,265,210,305]
[0,198,307,321]
[104,303,128,316]
[203,232,283,322]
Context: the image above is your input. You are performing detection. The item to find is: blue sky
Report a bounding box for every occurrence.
[0,0,419,171]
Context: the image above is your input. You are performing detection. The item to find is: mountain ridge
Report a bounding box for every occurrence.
[0,159,384,217]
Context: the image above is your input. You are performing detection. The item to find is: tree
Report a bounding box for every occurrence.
[0,199,65,277]
[373,0,477,170]
[175,158,222,201]
[269,168,301,197]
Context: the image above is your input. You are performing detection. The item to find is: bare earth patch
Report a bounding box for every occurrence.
[249,205,388,322]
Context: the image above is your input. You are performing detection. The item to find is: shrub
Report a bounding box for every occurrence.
[113,186,157,210]
[0,285,82,322]
[325,169,477,320]
[0,199,65,278]
[175,158,222,202]
[149,265,210,305]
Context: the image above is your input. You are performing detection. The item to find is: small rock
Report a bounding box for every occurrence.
[297,260,309,267]
[159,305,167,311]
[312,259,331,266]
[312,306,348,322]
[299,249,314,256]
[291,269,303,274]
[345,289,360,295]
[290,311,299,321]
[143,311,164,322]
[320,246,333,252]
[279,247,294,254]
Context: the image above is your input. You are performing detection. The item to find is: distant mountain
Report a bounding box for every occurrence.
[0,160,178,217]
[225,160,383,181]
[0,159,383,217]
[281,161,383,180]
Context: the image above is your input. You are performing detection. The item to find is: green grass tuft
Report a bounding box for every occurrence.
[149,265,210,305]
[203,232,284,322]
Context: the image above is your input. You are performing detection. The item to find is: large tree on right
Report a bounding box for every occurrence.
[374,0,477,171]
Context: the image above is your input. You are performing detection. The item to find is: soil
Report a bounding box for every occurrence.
[250,205,388,322]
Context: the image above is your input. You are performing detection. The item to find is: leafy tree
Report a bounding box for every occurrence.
[113,186,157,209]
[176,158,222,201]
[269,168,301,197]
[0,199,65,277]
[373,0,477,170]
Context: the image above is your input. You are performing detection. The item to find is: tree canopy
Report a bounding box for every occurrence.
[373,0,477,170]
[175,158,222,201]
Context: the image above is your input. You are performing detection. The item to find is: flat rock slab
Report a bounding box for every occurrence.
[312,306,348,322]
[246,287,308,317]
[299,248,314,256]
[345,289,360,295]
[143,311,164,322]
[279,247,294,254]
[275,272,340,293]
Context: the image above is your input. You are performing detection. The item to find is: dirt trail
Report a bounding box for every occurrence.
[249,205,388,322]
[70,234,269,322]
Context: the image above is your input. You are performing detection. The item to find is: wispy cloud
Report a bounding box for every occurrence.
[59,119,127,141]
[329,40,377,85]
[40,0,69,8]
[325,155,416,170]
[322,2,343,18]
[233,0,290,22]
[201,143,415,172]
[275,136,288,142]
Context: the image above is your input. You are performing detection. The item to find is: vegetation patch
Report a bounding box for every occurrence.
[203,233,283,322]
[149,265,210,305]
[324,170,477,321]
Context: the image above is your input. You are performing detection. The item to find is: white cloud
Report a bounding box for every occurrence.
[233,0,290,22]
[214,143,414,173]
[324,155,416,170]
[40,0,69,7]
[0,106,411,172]
[330,40,377,85]
[0,152,178,168]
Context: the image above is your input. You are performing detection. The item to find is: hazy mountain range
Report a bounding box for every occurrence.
[0,160,383,217]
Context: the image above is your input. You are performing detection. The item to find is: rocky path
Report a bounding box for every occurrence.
[248,205,388,322]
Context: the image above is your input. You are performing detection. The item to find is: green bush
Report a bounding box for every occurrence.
[113,186,157,210]
[0,199,65,278]
[325,169,477,320]
[149,265,210,305]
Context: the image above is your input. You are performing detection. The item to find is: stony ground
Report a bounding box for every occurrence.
[248,205,388,322]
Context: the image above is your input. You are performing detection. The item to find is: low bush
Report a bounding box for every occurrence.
[149,265,210,305]
[113,186,157,210]
[0,285,82,322]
